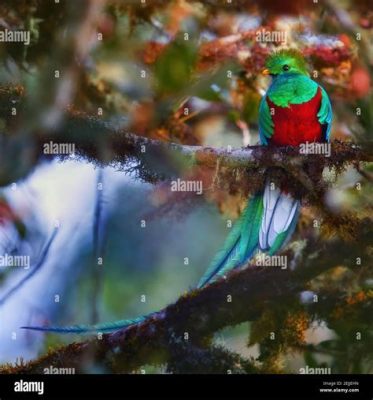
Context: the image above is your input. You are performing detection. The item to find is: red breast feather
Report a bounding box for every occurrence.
[267,87,323,146]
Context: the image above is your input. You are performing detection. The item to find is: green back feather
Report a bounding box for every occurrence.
[317,86,333,141]
[258,97,274,145]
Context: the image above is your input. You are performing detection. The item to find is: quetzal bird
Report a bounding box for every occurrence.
[197,48,332,288]
[22,49,332,334]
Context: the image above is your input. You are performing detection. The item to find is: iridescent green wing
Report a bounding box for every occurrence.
[258,96,274,145]
[317,86,333,142]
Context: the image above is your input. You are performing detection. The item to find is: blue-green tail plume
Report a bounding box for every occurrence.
[21,187,299,334]
[21,313,153,334]
[197,194,264,289]
[197,183,300,289]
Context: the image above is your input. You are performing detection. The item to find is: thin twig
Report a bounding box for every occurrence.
[0,228,58,306]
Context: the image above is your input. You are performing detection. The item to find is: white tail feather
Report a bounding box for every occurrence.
[259,182,299,251]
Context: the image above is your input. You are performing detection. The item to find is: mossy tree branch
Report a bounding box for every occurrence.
[2,218,370,374]
[0,85,372,187]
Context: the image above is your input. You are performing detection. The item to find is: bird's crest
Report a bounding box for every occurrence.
[265,48,309,76]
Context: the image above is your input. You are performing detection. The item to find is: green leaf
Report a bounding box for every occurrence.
[155,39,198,94]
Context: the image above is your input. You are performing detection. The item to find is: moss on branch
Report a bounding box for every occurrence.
[1,218,370,374]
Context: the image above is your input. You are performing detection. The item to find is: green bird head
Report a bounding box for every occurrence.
[263,48,309,77]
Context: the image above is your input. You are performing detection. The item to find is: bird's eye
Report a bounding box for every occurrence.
[282,64,290,71]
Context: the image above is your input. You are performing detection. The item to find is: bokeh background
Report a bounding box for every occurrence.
[0,0,372,373]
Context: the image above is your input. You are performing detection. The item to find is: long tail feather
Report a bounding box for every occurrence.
[198,182,301,289]
[21,313,153,334]
[22,186,300,335]
[197,194,264,289]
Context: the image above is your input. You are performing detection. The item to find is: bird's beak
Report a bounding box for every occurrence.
[262,68,270,76]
